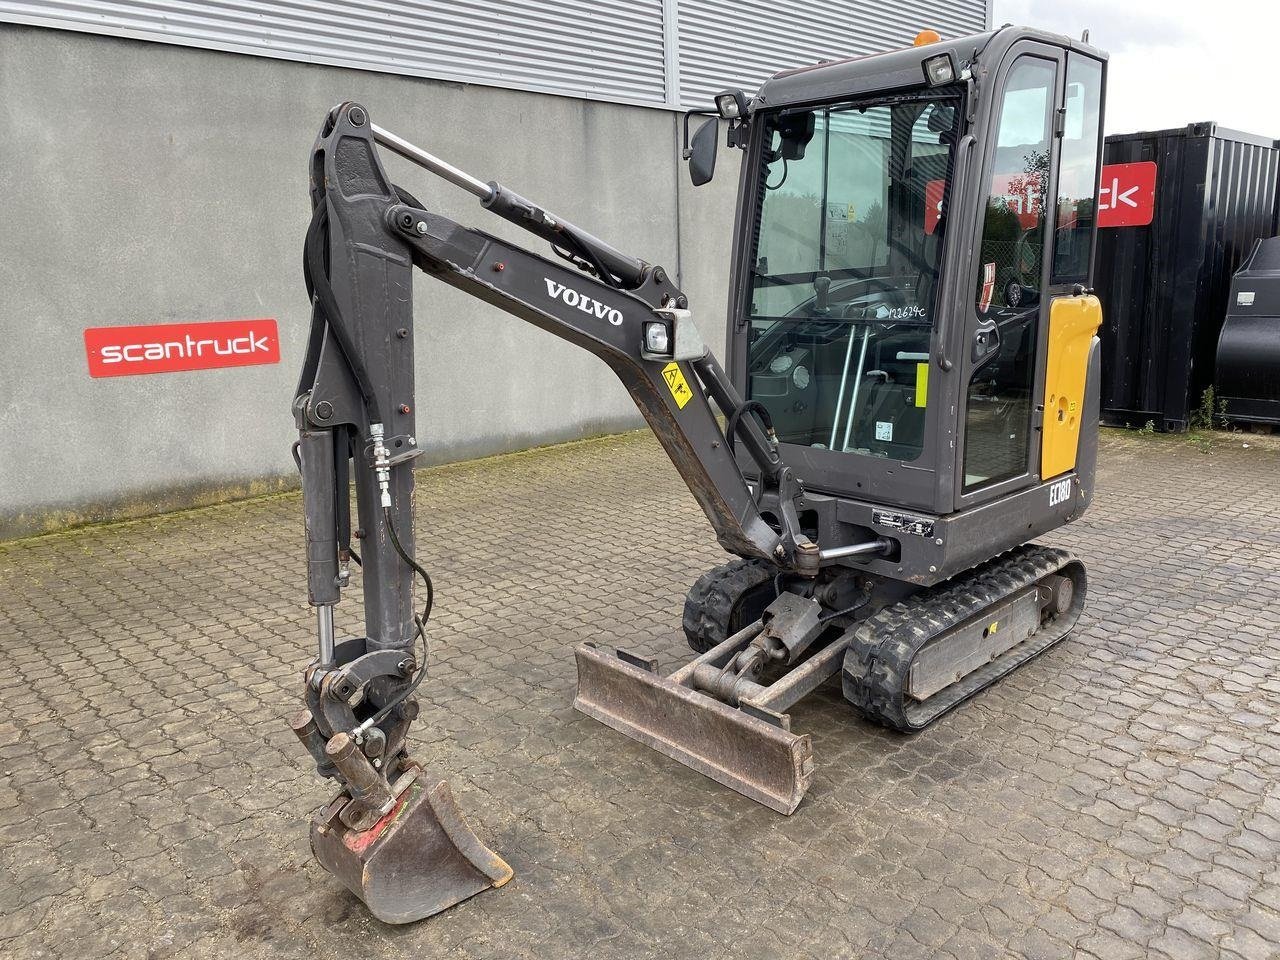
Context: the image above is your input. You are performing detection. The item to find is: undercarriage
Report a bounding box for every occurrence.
[575,544,1085,812]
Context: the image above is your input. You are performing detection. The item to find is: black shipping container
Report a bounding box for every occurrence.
[1216,237,1280,424]
[1094,123,1280,431]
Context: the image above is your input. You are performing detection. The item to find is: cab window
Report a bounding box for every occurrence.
[745,93,962,462]
[1052,56,1104,282]
[975,57,1055,316]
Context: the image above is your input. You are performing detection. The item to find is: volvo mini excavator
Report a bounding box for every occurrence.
[289,25,1108,923]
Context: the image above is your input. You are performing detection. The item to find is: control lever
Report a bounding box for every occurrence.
[814,275,831,315]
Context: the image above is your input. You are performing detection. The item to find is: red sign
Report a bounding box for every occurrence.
[84,318,280,378]
[1097,161,1157,228]
[923,161,1157,233]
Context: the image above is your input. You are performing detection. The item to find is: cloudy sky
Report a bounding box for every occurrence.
[992,0,1280,135]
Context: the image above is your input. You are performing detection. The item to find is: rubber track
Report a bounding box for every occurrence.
[841,544,1086,732]
[682,557,777,654]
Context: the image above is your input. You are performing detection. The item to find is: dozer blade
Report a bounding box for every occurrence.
[573,642,814,814]
[310,769,512,924]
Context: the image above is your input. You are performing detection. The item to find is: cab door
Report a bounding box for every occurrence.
[953,42,1066,507]
[953,43,1107,511]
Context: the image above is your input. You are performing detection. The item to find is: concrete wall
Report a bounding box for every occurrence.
[0,25,742,539]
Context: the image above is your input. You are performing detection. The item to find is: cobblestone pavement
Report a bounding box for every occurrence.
[2,430,1279,960]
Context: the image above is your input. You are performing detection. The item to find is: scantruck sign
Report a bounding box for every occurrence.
[925,161,1158,233]
[1096,161,1157,228]
[84,318,281,378]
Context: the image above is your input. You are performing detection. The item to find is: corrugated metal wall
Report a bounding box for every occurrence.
[0,0,989,109]
[674,0,989,106]
[0,0,669,106]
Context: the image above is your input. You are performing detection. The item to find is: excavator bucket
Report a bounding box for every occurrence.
[572,642,814,814]
[309,770,513,924]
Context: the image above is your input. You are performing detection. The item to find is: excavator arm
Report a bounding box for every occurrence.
[303,101,819,575]
[288,101,856,923]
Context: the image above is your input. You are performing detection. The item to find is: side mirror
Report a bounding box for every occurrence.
[688,118,719,187]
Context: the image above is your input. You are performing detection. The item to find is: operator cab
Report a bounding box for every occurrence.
[694,26,1106,518]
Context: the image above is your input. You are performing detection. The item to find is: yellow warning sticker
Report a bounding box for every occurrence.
[915,362,929,408]
[662,361,694,409]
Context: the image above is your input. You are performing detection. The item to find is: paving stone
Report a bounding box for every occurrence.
[1,429,1279,959]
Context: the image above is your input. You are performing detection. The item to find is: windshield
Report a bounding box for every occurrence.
[745,92,961,462]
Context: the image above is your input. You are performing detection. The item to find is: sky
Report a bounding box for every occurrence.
[992,0,1280,135]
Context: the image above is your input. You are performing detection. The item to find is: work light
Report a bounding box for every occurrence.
[714,90,748,120]
[923,53,955,86]
[643,321,671,356]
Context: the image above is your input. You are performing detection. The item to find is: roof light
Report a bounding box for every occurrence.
[923,53,955,86]
[713,90,748,120]
[914,29,942,46]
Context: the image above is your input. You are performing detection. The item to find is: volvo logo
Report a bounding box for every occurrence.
[544,279,624,326]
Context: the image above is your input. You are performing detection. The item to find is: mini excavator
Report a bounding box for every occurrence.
[290,25,1108,923]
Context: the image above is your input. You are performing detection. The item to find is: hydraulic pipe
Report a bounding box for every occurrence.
[670,621,767,685]
[317,605,336,668]
[372,123,647,289]
[298,429,340,606]
[839,328,872,451]
[482,184,648,289]
[371,124,494,200]
[828,323,859,449]
[818,538,892,562]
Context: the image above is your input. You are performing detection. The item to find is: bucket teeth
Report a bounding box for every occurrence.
[310,770,512,924]
[572,642,813,814]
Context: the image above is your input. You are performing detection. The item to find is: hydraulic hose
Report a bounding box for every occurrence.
[354,506,434,733]
[725,400,778,460]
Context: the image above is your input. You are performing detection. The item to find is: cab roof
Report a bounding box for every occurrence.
[753,25,1106,111]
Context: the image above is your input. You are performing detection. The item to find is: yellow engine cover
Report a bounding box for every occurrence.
[1041,295,1102,480]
